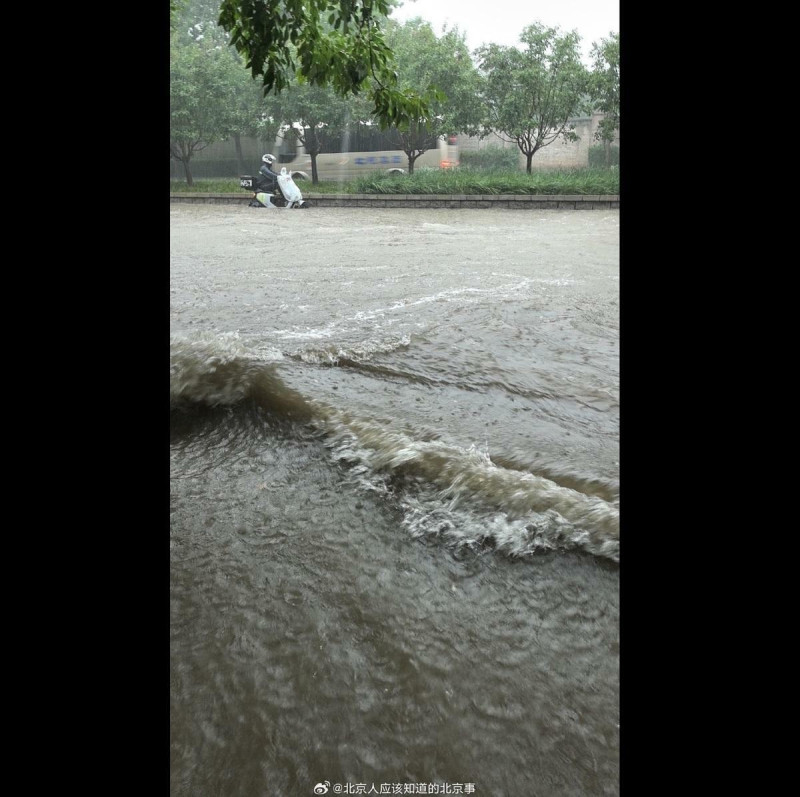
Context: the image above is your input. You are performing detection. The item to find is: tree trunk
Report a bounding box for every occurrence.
[305,128,320,185]
[311,153,319,185]
[604,140,611,168]
[234,134,244,175]
[182,158,194,186]
[407,153,417,174]
[526,151,533,175]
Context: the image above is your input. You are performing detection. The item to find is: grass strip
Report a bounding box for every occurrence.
[170,167,619,196]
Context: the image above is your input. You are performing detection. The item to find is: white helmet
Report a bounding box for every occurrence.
[261,153,276,166]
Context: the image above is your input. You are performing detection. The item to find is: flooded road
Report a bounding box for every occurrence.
[170,206,620,796]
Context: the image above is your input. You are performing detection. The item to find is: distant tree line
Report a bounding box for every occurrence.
[170,0,620,184]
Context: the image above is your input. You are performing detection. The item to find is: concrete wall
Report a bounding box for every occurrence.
[170,193,619,210]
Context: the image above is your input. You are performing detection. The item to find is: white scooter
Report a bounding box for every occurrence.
[241,160,310,209]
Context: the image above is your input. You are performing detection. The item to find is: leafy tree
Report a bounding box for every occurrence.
[173,0,282,175]
[271,82,360,184]
[176,0,229,44]
[216,1,435,129]
[383,18,483,173]
[170,34,257,184]
[589,33,620,167]
[229,76,279,174]
[170,0,187,25]
[477,23,590,174]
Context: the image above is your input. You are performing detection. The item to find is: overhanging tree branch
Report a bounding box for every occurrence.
[217,0,433,129]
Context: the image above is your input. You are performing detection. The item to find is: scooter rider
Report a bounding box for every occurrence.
[246,152,309,208]
[253,153,279,194]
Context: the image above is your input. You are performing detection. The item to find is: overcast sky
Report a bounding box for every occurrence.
[390,0,619,63]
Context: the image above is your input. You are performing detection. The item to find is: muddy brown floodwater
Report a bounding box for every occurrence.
[170,205,620,796]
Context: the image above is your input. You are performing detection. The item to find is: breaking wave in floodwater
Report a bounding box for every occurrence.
[170,335,619,563]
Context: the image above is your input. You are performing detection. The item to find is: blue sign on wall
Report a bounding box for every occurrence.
[353,155,403,165]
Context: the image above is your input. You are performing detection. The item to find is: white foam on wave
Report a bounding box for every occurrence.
[323,416,620,563]
[295,334,413,365]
